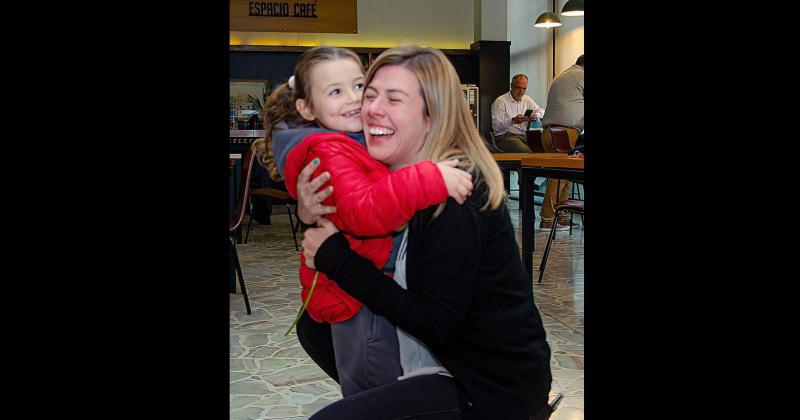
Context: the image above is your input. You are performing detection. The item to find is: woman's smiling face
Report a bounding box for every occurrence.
[361,64,430,170]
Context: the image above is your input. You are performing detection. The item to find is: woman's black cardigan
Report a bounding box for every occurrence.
[315,188,552,420]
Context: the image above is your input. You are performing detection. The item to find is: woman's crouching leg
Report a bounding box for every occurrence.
[331,306,403,396]
[296,311,339,383]
[310,374,467,420]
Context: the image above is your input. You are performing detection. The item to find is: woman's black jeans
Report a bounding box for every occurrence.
[295,311,553,420]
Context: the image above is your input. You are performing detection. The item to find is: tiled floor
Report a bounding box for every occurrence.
[230,198,584,420]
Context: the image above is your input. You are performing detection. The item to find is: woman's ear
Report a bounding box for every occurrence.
[423,113,432,137]
[295,99,315,121]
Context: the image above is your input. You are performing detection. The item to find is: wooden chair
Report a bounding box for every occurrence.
[549,127,583,228]
[230,147,255,314]
[525,129,546,153]
[244,138,301,250]
[485,128,503,152]
[549,126,573,153]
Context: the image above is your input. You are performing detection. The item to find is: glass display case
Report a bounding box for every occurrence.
[230,79,270,130]
[461,84,479,131]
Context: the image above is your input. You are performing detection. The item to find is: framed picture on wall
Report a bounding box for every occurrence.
[230,79,270,129]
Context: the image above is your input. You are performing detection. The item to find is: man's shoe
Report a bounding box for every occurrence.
[540,219,569,230]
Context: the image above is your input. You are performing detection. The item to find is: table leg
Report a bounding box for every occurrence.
[521,168,535,279]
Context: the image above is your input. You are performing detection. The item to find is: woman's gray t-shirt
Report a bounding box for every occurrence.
[392,229,452,380]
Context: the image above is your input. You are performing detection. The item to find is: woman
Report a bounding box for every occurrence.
[296,46,552,420]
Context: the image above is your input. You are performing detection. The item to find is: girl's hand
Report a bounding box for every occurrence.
[436,159,473,204]
[297,158,336,225]
[301,218,340,270]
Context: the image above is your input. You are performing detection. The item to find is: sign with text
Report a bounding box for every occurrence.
[231,0,357,34]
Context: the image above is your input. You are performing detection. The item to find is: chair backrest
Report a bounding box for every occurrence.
[484,128,502,152]
[250,187,294,203]
[247,137,295,204]
[230,146,256,233]
[550,126,573,152]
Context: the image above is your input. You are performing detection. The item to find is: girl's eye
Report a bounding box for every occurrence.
[355,83,364,90]
[329,89,340,96]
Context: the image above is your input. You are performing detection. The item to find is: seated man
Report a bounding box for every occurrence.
[490,74,545,152]
[540,54,584,229]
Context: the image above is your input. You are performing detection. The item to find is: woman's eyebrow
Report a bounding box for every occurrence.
[364,86,408,97]
[385,88,409,97]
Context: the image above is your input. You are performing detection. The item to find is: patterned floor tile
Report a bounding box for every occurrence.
[231,202,584,419]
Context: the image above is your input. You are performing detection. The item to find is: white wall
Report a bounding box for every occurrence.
[555,5,584,78]
[475,0,508,42]
[507,0,583,108]
[231,0,475,50]
[507,0,550,107]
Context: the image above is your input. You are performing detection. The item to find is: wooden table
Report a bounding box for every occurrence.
[492,153,535,171]
[493,153,584,278]
[492,153,550,199]
[518,154,584,279]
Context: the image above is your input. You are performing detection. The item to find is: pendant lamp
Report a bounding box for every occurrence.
[533,11,562,28]
[561,0,584,17]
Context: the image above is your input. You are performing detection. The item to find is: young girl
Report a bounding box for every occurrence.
[264,46,473,397]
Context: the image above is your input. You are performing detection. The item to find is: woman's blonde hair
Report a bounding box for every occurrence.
[364,45,505,212]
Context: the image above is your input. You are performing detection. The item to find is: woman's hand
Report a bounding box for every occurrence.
[436,159,473,204]
[297,158,336,225]
[301,218,340,270]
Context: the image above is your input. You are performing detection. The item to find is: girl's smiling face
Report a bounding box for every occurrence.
[296,58,365,133]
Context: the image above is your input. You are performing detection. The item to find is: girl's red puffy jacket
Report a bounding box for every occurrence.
[282,131,448,323]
